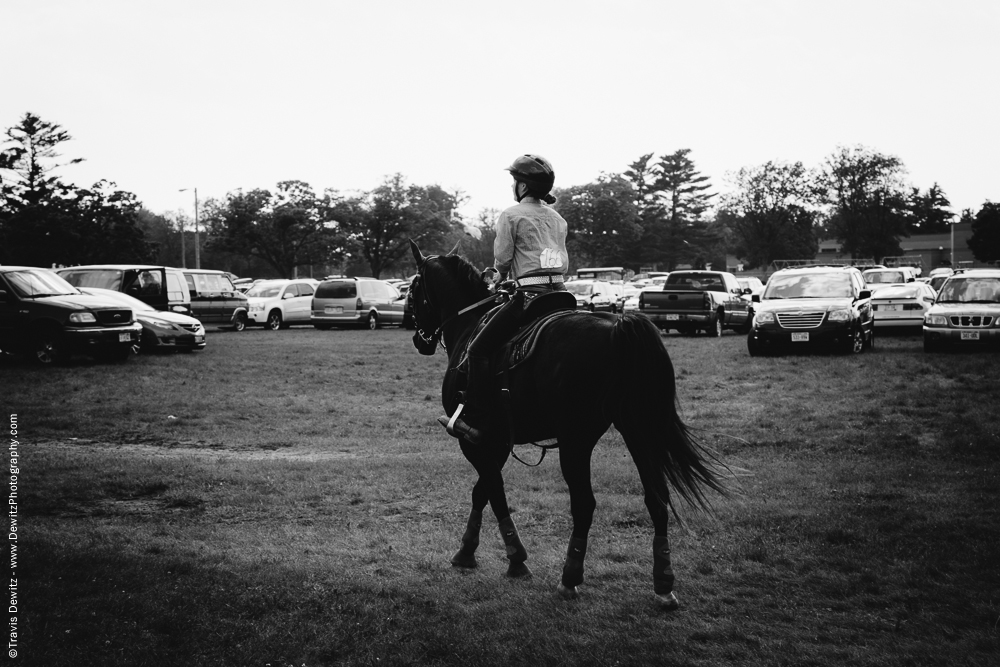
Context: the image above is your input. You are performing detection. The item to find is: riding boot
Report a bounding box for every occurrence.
[438,355,492,445]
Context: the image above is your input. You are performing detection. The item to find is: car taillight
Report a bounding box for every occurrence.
[356,298,363,311]
[703,294,711,310]
[903,303,923,310]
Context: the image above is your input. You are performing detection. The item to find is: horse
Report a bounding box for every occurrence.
[408,240,727,609]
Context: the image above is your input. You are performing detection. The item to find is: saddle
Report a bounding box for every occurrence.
[449,291,581,447]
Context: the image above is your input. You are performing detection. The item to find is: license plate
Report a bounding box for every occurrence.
[961,331,980,340]
[325,306,344,314]
[882,304,901,311]
[791,332,809,342]
[664,314,680,320]
[119,333,131,342]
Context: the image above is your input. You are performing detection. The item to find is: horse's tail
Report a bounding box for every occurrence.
[610,313,728,518]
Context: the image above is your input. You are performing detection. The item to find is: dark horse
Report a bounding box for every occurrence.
[408,240,726,609]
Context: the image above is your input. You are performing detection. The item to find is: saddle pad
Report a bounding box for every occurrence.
[501,309,585,372]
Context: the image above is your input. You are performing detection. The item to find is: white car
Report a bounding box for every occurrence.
[870,282,937,330]
[565,280,616,312]
[623,285,663,313]
[246,279,320,330]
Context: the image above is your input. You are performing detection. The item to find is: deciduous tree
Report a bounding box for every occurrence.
[818,145,910,262]
[722,160,819,269]
[967,201,1000,264]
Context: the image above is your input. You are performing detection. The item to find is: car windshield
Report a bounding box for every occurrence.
[246,283,285,298]
[764,273,854,299]
[4,269,80,298]
[872,285,921,300]
[566,283,595,295]
[863,270,907,284]
[936,277,1000,303]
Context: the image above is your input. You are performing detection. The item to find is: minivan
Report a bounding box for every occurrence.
[57,264,191,315]
[182,269,250,331]
[311,278,405,329]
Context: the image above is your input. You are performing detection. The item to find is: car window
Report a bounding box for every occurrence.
[166,272,188,302]
[59,269,124,290]
[315,281,356,299]
[297,283,315,297]
[247,283,283,298]
[4,269,80,298]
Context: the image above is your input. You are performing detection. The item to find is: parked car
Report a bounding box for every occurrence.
[747,265,874,355]
[0,266,141,364]
[870,282,937,331]
[639,270,752,336]
[245,279,320,330]
[929,274,951,292]
[79,287,206,352]
[311,278,406,329]
[736,276,765,300]
[923,269,1000,352]
[565,280,616,312]
[182,269,249,331]
[862,267,917,292]
[622,285,661,313]
[56,264,191,315]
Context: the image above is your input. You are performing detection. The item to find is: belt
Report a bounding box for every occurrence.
[515,274,565,287]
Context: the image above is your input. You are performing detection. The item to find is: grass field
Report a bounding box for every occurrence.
[6,325,1000,666]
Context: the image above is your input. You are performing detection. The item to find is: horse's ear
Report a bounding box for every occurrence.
[409,239,425,267]
[448,240,461,256]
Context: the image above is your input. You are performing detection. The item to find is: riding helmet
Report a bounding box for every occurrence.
[505,154,555,194]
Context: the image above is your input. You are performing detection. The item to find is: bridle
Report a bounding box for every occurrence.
[411,254,503,354]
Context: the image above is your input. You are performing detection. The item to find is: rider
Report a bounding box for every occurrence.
[441,154,570,445]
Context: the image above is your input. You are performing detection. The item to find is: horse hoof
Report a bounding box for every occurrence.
[450,551,478,569]
[557,583,578,600]
[506,561,532,579]
[655,592,679,611]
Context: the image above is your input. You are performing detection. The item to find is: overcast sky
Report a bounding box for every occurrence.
[4,0,998,225]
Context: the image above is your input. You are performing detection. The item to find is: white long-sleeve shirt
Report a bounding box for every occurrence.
[493,197,569,280]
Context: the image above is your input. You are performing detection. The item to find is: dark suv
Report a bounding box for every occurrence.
[0,266,142,364]
[747,265,874,356]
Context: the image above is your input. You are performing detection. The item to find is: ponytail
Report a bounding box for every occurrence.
[541,193,557,205]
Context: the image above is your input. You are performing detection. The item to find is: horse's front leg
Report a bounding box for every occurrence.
[454,439,531,578]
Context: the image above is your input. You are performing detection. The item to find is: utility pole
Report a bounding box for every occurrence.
[180,188,201,269]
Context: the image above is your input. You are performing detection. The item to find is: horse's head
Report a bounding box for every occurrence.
[408,239,493,355]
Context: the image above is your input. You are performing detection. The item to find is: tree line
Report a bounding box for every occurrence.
[3,112,998,279]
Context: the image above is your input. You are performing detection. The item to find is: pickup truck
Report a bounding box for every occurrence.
[638,270,753,336]
[0,265,142,364]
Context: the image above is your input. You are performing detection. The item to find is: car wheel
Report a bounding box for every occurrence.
[747,335,763,357]
[709,314,723,337]
[232,312,248,332]
[739,311,754,335]
[33,326,69,365]
[844,327,864,354]
[367,312,379,330]
[266,310,282,331]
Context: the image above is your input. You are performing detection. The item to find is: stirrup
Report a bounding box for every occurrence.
[437,404,486,444]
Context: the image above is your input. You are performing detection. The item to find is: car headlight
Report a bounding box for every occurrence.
[755,311,775,324]
[69,312,97,324]
[827,309,851,322]
[249,304,264,312]
[925,314,948,326]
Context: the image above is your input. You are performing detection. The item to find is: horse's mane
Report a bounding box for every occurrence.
[438,253,492,303]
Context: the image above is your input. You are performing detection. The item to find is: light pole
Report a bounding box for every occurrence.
[179,188,200,269]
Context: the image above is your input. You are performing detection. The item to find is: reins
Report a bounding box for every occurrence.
[413,255,503,353]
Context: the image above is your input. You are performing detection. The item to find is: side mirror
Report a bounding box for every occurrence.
[752,294,760,303]
[858,289,872,300]
[282,292,294,300]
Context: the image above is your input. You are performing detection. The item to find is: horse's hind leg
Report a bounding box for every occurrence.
[617,425,680,611]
